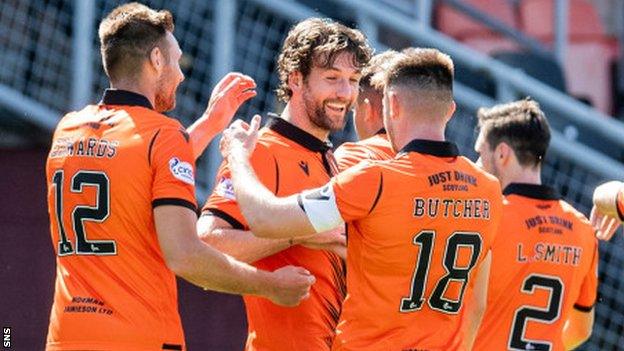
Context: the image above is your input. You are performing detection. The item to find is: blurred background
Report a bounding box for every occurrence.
[1,0,623,349]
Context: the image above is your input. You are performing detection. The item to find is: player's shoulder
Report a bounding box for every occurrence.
[458,156,502,190]
[254,127,291,154]
[334,141,369,161]
[559,199,592,227]
[335,140,362,154]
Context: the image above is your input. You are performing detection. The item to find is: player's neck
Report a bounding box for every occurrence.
[501,167,541,189]
[280,102,330,141]
[109,80,156,110]
[395,123,446,149]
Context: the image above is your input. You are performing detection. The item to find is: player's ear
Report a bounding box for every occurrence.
[388,91,400,120]
[362,98,373,123]
[444,100,456,122]
[497,142,512,166]
[149,46,164,75]
[288,71,303,94]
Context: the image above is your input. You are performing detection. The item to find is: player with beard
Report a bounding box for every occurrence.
[218,48,503,351]
[334,50,398,171]
[45,4,314,350]
[197,18,372,351]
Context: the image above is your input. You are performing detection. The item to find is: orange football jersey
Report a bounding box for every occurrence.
[334,130,395,171]
[329,139,503,351]
[473,184,598,351]
[45,90,196,351]
[203,115,344,351]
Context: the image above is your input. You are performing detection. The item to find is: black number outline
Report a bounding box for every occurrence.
[400,230,435,312]
[51,170,117,256]
[399,230,482,315]
[428,232,482,314]
[508,274,564,351]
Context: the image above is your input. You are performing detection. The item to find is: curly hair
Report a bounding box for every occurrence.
[477,98,551,167]
[98,2,174,81]
[276,18,373,102]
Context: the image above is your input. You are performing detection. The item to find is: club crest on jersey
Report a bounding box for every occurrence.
[215,176,236,200]
[169,157,194,185]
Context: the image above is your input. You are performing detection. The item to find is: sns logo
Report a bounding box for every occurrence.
[169,157,195,186]
[3,327,10,348]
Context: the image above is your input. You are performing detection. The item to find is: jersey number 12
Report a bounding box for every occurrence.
[51,170,116,256]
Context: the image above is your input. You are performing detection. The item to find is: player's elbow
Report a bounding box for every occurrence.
[166,252,206,281]
[162,243,200,278]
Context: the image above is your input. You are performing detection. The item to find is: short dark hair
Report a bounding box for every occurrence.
[360,50,399,93]
[358,50,399,112]
[98,2,174,81]
[276,18,373,102]
[477,98,551,167]
[382,48,454,100]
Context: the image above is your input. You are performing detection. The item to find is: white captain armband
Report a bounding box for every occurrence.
[297,184,344,233]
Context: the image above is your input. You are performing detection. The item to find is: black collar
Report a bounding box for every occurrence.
[266,113,332,152]
[100,89,153,110]
[398,139,459,157]
[503,183,560,200]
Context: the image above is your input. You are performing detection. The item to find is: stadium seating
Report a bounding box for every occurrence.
[518,0,618,113]
[436,0,519,54]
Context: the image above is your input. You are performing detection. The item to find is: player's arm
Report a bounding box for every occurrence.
[462,250,491,351]
[197,215,346,263]
[590,180,624,240]
[562,308,594,350]
[563,240,598,349]
[197,214,291,263]
[187,73,256,159]
[154,204,314,306]
[221,116,341,239]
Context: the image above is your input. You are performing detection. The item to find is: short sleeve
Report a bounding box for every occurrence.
[575,239,599,311]
[332,161,384,222]
[202,143,277,230]
[151,127,197,212]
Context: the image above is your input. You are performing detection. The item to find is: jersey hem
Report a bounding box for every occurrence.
[152,198,198,215]
[202,208,245,230]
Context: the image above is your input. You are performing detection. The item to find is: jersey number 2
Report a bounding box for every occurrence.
[400,230,482,314]
[51,170,116,256]
[508,274,564,351]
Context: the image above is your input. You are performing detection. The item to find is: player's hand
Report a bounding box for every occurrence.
[297,226,347,259]
[267,265,315,307]
[591,208,621,241]
[592,181,623,218]
[220,115,261,159]
[203,73,257,133]
[590,181,623,241]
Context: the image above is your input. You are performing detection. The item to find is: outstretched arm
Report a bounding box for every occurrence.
[197,214,347,263]
[187,73,257,159]
[154,204,314,307]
